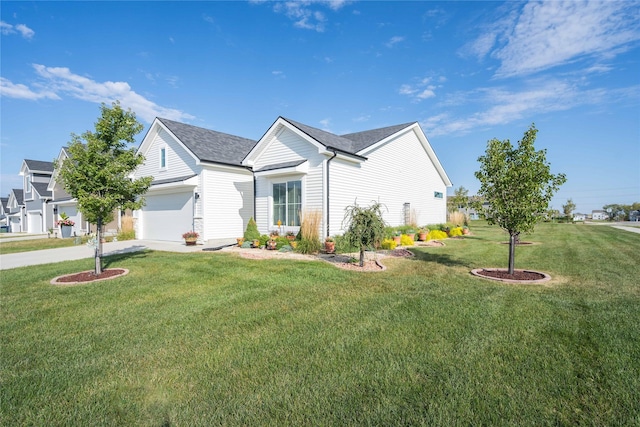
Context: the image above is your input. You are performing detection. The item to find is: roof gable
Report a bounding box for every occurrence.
[10,189,24,205]
[22,159,54,174]
[31,182,52,198]
[341,122,416,153]
[157,118,257,166]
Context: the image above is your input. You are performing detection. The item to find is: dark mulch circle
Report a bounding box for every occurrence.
[471,268,551,284]
[389,248,415,257]
[51,268,129,285]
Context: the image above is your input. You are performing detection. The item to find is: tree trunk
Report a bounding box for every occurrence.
[95,217,103,275]
[508,232,517,275]
[359,248,365,267]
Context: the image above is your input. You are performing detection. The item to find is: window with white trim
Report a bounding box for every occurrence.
[25,176,32,193]
[273,180,301,226]
[159,146,167,170]
[434,191,443,199]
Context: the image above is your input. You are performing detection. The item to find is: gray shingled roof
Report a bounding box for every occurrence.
[11,189,24,205]
[282,117,415,154]
[341,122,417,152]
[151,174,198,186]
[31,182,52,198]
[24,159,54,173]
[0,197,8,211]
[158,118,257,166]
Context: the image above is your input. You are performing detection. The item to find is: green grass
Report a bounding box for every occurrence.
[1,223,639,426]
[0,237,87,255]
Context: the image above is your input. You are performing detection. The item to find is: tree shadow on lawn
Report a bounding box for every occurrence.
[408,248,471,268]
[102,248,150,268]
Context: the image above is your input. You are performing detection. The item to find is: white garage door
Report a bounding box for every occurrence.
[142,191,194,242]
[28,212,41,233]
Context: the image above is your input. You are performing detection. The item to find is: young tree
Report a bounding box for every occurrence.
[56,102,152,275]
[343,201,387,267]
[562,198,576,220]
[474,124,566,274]
[447,186,469,213]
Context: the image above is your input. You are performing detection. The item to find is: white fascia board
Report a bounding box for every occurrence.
[200,161,253,175]
[147,175,199,194]
[254,161,309,178]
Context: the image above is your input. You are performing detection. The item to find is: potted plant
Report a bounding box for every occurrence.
[462,226,470,235]
[418,228,428,241]
[286,231,296,241]
[236,237,244,246]
[267,238,277,250]
[182,230,199,246]
[406,229,416,240]
[252,239,261,248]
[392,231,402,245]
[56,213,75,238]
[325,236,336,253]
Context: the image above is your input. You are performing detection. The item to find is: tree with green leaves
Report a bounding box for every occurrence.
[475,124,566,274]
[55,102,152,275]
[562,198,576,220]
[343,201,387,267]
[447,186,469,213]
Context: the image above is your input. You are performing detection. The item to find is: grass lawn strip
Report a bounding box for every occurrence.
[1,222,638,425]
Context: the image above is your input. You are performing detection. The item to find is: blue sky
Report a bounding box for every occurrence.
[2,0,639,214]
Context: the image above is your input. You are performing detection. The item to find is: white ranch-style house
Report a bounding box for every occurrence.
[133,117,451,243]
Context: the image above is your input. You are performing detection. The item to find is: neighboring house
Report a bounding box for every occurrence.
[133,116,452,243]
[630,210,640,222]
[592,210,609,221]
[19,160,55,233]
[133,118,257,242]
[572,213,586,221]
[7,189,26,232]
[0,197,8,226]
[243,117,451,237]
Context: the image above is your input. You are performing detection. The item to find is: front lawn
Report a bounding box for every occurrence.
[1,223,639,425]
[0,237,85,255]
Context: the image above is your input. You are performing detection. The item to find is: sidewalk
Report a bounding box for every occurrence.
[0,238,236,270]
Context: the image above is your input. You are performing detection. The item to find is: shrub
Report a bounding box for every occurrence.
[241,241,252,248]
[244,217,260,241]
[343,201,387,267]
[380,238,397,250]
[259,234,270,247]
[334,234,358,254]
[400,234,414,246]
[116,229,136,241]
[428,229,448,240]
[449,227,463,237]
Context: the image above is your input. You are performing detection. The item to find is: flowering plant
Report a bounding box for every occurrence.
[56,212,74,227]
[182,231,199,239]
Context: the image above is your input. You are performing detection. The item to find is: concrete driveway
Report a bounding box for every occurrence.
[0,238,236,270]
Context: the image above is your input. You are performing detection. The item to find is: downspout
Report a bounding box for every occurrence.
[326,150,338,238]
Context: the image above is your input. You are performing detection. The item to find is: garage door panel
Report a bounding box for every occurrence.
[142,192,193,242]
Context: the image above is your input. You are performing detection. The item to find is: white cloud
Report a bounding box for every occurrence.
[1,65,193,123]
[465,1,640,78]
[0,21,35,39]
[319,118,332,131]
[421,79,637,137]
[0,77,59,100]
[399,75,444,102]
[268,0,350,32]
[385,36,404,48]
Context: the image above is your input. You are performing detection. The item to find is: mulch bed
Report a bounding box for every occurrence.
[51,268,129,285]
[471,268,551,284]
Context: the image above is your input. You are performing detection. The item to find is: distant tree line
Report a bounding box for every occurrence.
[602,202,640,221]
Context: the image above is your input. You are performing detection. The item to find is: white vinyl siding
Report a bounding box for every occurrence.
[328,129,447,235]
[136,128,199,181]
[201,167,254,239]
[253,128,325,234]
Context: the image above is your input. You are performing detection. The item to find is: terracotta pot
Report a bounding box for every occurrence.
[267,240,277,250]
[407,233,415,240]
[393,236,401,244]
[286,235,295,241]
[253,239,261,248]
[418,232,427,241]
[325,241,335,253]
[462,228,470,235]
[185,239,197,246]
